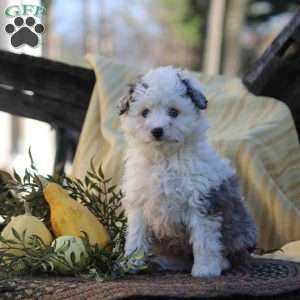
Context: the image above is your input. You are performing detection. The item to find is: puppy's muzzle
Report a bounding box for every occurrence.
[151,127,164,139]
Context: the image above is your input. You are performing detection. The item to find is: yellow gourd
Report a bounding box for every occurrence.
[0,202,53,256]
[43,182,110,248]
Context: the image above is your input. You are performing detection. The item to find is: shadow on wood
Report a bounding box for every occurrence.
[243,9,300,138]
[0,50,95,174]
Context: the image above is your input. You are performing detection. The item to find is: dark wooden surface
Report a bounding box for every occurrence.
[0,50,95,131]
[243,10,300,136]
[0,50,96,173]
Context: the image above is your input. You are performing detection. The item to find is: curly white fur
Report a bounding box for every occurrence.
[119,66,256,277]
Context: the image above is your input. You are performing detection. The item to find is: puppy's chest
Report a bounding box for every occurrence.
[142,163,189,237]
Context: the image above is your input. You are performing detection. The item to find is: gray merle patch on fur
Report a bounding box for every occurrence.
[206,176,257,258]
[119,79,149,115]
[177,73,208,110]
[5,17,44,48]
[118,83,136,115]
[147,176,256,271]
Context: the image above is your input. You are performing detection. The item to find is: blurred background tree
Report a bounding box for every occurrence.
[38,0,299,76]
[150,0,208,70]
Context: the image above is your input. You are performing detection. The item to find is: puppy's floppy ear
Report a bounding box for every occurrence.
[118,76,149,116]
[118,83,136,115]
[178,72,208,110]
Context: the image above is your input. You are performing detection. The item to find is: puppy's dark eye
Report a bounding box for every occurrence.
[167,107,179,118]
[141,108,150,118]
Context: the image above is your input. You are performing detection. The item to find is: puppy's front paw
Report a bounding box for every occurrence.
[191,261,222,278]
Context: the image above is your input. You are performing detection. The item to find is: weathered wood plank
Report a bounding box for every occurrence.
[243,10,300,95]
[0,50,95,125]
[243,10,300,137]
[0,86,86,131]
[0,50,96,173]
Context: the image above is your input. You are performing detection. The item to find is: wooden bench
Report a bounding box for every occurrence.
[243,9,300,137]
[0,10,300,174]
[0,51,95,173]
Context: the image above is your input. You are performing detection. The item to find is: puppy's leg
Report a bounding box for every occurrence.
[188,212,223,277]
[125,207,149,257]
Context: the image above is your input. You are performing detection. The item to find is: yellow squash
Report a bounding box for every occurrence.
[0,202,53,256]
[43,182,110,248]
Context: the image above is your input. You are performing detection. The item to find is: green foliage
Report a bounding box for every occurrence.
[157,0,207,47]
[0,154,144,280]
[0,230,145,279]
[0,149,49,229]
[0,231,71,275]
[62,160,127,252]
[81,233,147,280]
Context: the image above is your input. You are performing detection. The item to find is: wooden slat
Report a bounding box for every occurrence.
[0,50,95,130]
[0,85,86,131]
[243,10,300,137]
[243,10,300,95]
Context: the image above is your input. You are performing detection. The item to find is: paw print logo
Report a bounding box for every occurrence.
[5,16,44,48]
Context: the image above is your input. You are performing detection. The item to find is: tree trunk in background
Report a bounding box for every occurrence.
[98,0,113,56]
[83,0,98,54]
[223,0,249,76]
[42,0,58,59]
[203,0,226,75]
[83,0,91,54]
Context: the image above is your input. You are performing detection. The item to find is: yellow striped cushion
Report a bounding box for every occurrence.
[72,55,300,250]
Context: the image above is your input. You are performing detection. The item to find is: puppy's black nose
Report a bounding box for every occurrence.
[151,127,163,139]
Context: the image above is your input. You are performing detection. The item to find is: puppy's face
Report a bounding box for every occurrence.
[119,66,208,147]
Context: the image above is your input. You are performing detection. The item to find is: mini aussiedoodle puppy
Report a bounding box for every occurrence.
[118,66,256,277]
